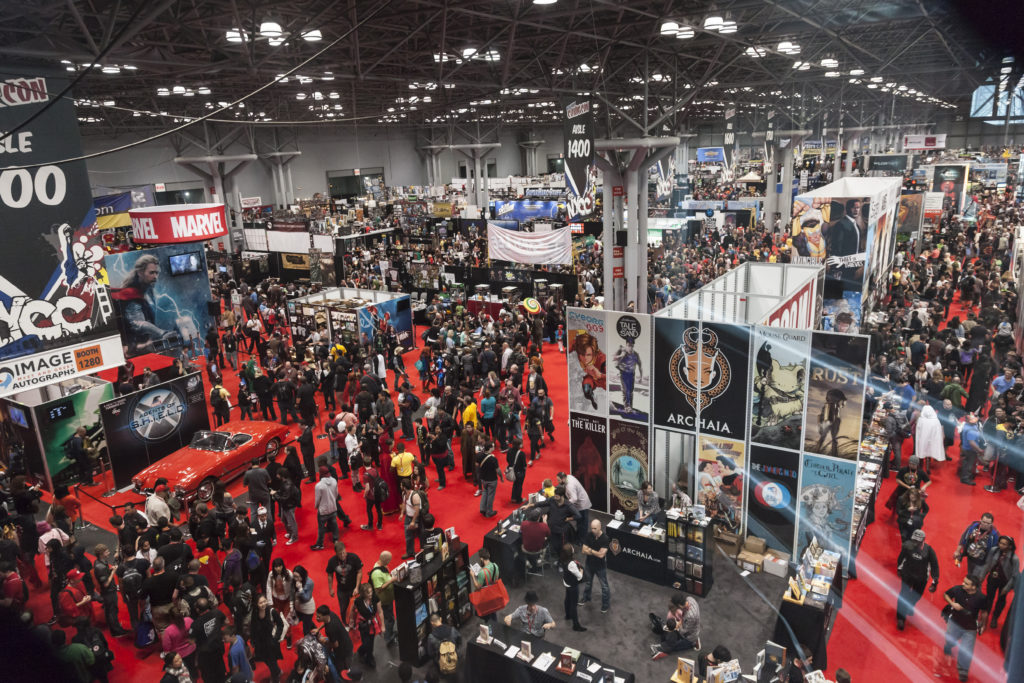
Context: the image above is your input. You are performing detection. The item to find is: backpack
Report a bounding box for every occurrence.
[373,475,390,503]
[210,387,227,407]
[438,638,458,674]
[134,620,156,648]
[246,549,262,571]
[959,348,975,365]
[83,628,114,666]
[222,549,243,585]
[406,392,422,412]
[120,564,143,599]
[415,489,429,514]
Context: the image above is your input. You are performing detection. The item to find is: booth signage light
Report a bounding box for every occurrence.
[129,203,228,244]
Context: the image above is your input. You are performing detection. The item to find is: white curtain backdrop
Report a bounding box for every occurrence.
[486,223,572,265]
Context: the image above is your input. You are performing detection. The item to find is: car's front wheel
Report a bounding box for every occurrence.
[265,437,281,459]
[196,477,217,502]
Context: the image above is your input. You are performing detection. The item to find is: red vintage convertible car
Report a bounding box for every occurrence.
[132,420,290,502]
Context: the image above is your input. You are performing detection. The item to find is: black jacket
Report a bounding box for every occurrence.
[897,540,939,583]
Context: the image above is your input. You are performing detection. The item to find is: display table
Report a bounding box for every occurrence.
[605,520,667,585]
[465,624,635,683]
[849,408,886,578]
[771,559,843,671]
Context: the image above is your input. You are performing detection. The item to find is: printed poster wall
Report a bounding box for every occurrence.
[607,312,650,422]
[803,332,869,460]
[569,412,608,513]
[750,327,810,452]
[653,428,695,504]
[609,420,649,514]
[35,382,115,484]
[746,445,799,555]
[566,308,607,416]
[695,434,746,533]
[357,296,414,350]
[795,453,857,560]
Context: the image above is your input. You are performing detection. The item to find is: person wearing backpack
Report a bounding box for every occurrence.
[359,456,387,531]
[92,544,130,637]
[400,479,424,559]
[427,612,462,679]
[369,551,398,646]
[210,383,231,427]
[116,555,148,629]
[72,615,115,683]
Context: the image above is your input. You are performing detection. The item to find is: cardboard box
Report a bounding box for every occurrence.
[715,530,742,558]
[763,555,788,577]
[736,550,764,573]
[765,549,791,563]
[743,535,767,555]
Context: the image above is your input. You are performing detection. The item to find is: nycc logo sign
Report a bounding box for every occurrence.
[0,78,47,108]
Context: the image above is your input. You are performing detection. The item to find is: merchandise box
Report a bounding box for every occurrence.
[714,530,742,558]
[763,555,788,578]
[743,535,767,555]
[765,549,791,563]
[736,550,764,573]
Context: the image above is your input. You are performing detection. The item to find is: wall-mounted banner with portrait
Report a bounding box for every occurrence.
[566,308,607,416]
[609,419,649,514]
[569,412,608,512]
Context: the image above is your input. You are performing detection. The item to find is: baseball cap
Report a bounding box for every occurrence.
[67,569,85,582]
[155,484,168,492]
[319,466,330,476]
[257,505,268,516]
[911,529,926,542]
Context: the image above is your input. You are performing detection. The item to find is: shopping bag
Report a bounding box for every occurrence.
[468,578,509,616]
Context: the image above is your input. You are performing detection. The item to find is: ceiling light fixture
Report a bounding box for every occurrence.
[259,20,282,38]
[101,65,120,74]
[462,47,477,58]
[197,86,211,95]
[226,28,246,43]
[533,0,558,5]
[850,68,864,76]
[718,20,737,34]
[821,57,839,68]
[302,29,322,42]
[745,46,766,58]
[704,16,723,29]
[172,85,185,94]
[660,21,679,35]
[824,71,840,78]
[676,25,695,39]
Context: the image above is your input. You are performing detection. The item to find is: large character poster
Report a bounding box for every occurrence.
[105,244,213,358]
[569,412,608,513]
[932,165,967,214]
[36,382,115,484]
[653,317,696,429]
[357,296,413,350]
[747,446,800,555]
[802,332,869,460]
[100,372,210,488]
[566,308,607,415]
[695,435,745,533]
[750,327,810,452]
[607,313,650,422]
[608,420,649,514]
[795,453,857,560]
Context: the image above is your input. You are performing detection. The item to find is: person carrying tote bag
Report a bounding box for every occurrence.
[468,548,508,622]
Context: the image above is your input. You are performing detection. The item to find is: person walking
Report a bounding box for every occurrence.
[400,479,425,559]
[958,413,984,486]
[470,548,500,624]
[580,519,611,613]
[559,544,587,632]
[477,441,503,518]
[369,551,398,646]
[244,458,273,523]
[91,543,130,637]
[298,421,317,485]
[311,468,340,551]
[980,535,1019,630]
[955,513,1000,579]
[895,529,939,630]
[506,437,528,503]
[326,541,363,625]
[359,455,385,531]
[350,582,383,668]
[251,594,286,683]
[943,574,988,682]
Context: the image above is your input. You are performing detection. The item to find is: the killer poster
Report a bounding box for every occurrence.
[562,98,596,219]
[566,308,607,416]
[746,445,800,555]
[569,412,608,513]
[100,372,210,488]
[750,326,810,452]
[802,332,869,460]
[795,453,857,560]
[607,312,650,423]
[608,419,649,514]
[0,68,123,397]
[696,435,745,533]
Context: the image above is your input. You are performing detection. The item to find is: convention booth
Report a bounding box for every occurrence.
[288,287,414,350]
[241,225,337,283]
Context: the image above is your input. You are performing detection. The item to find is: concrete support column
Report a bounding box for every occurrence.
[779,146,795,219]
[286,165,295,205]
[833,135,843,180]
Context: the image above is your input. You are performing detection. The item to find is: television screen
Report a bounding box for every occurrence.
[168,251,203,275]
[7,405,28,429]
[217,265,228,273]
[47,400,76,423]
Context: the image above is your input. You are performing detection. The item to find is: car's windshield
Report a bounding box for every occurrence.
[189,431,232,451]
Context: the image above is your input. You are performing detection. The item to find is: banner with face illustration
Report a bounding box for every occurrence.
[747,445,799,555]
[695,435,746,533]
[802,332,869,460]
[609,419,649,514]
[750,326,810,452]
[607,312,651,422]
[566,308,607,415]
[795,453,857,560]
[932,164,968,215]
[569,412,608,512]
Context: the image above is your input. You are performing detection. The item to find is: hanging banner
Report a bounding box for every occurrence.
[922,191,944,223]
[868,154,909,173]
[747,446,800,556]
[0,69,122,386]
[357,295,414,350]
[280,253,310,270]
[932,164,968,214]
[653,317,696,430]
[795,453,857,560]
[566,308,607,415]
[607,312,651,422]
[696,435,745,533]
[129,203,228,244]
[93,192,133,230]
[897,193,924,235]
[802,332,868,460]
[239,196,262,209]
[491,200,560,222]
[486,223,572,265]
[308,249,323,285]
[902,133,946,150]
[696,147,727,163]
[562,98,596,219]
[609,420,649,514]
[750,326,810,452]
[569,412,608,513]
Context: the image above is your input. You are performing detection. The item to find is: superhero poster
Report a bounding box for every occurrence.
[104,244,214,358]
[750,326,810,452]
[695,435,745,534]
[607,312,650,422]
[569,412,608,513]
[566,308,607,416]
[802,332,869,460]
[608,419,649,514]
[356,294,413,350]
[795,453,857,560]
[932,164,967,215]
[746,445,799,555]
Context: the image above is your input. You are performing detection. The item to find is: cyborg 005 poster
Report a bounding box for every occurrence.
[802,332,869,460]
[750,326,810,452]
[607,312,650,422]
[569,412,608,512]
[566,308,607,416]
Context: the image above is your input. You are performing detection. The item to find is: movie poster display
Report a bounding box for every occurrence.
[864,183,900,305]
[356,295,414,350]
[695,435,745,533]
[100,372,210,488]
[653,428,695,504]
[566,308,607,415]
[802,332,869,460]
[932,165,968,214]
[609,420,649,514]
[746,446,799,555]
[795,453,857,560]
[653,317,695,429]
[750,327,810,452]
[37,382,115,484]
[607,312,650,422]
[569,412,608,512]
[105,244,213,358]
[896,193,924,237]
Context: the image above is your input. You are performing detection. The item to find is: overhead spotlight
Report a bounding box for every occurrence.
[824,71,840,78]
[718,20,737,33]
[850,68,864,76]
[296,93,307,100]
[676,25,695,39]
[101,65,120,74]
[533,0,558,4]
[821,57,839,68]
[302,29,322,42]
[172,85,186,94]
[704,15,723,29]
[259,20,282,38]
[102,99,115,106]
[322,72,334,80]
[660,21,679,35]
[268,37,285,46]
[462,47,477,58]
[197,86,211,95]
[226,28,246,43]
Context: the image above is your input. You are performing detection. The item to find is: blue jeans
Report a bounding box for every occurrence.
[480,480,497,514]
[944,620,977,677]
[404,515,419,556]
[315,513,339,547]
[896,578,925,619]
[582,566,610,610]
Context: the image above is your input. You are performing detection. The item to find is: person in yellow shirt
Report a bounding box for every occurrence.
[462,400,478,432]
[391,442,416,487]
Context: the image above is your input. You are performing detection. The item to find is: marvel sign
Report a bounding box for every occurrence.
[129,203,228,244]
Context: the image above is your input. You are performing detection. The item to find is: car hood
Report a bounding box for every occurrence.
[135,447,220,491]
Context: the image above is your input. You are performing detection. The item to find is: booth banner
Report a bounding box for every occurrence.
[0,70,119,369]
[106,245,213,358]
[0,335,123,398]
[281,253,310,270]
[491,200,560,222]
[569,412,609,513]
[357,295,414,349]
[821,292,861,334]
[763,280,816,329]
[319,253,337,287]
[795,453,857,560]
[239,196,262,209]
[308,249,324,285]
[868,155,909,173]
[562,98,597,219]
[609,419,649,514]
[902,133,946,150]
[932,165,967,214]
[430,202,454,218]
[897,193,924,235]
[696,147,727,163]
[36,381,115,482]
[268,218,309,232]
[93,192,133,230]
[487,223,572,265]
[566,308,607,416]
[100,372,210,489]
[129,204,227,244]
[607,313,651,422]
[652,317,696,430]
[696,435,745,533]
[802,332,868,460]
[923,192,944,223]
[750,327,810,452]
[969,163,1008,186]
[746,445,799,555]
[653,428,695,504]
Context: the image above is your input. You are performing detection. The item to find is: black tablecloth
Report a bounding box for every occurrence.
[465,624,634,683]
[484,526,525,588]
[772,599,832,671]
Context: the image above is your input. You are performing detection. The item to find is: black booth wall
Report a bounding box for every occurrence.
[442,265,579,300]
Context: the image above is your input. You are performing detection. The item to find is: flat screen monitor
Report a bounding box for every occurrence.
[7,405,28,429]
[168,251,203,275]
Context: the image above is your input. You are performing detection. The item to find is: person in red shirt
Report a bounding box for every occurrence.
[55,486,83,530]
[0,561,26,613]
[520,508,550,570]
[58,568,93,626]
